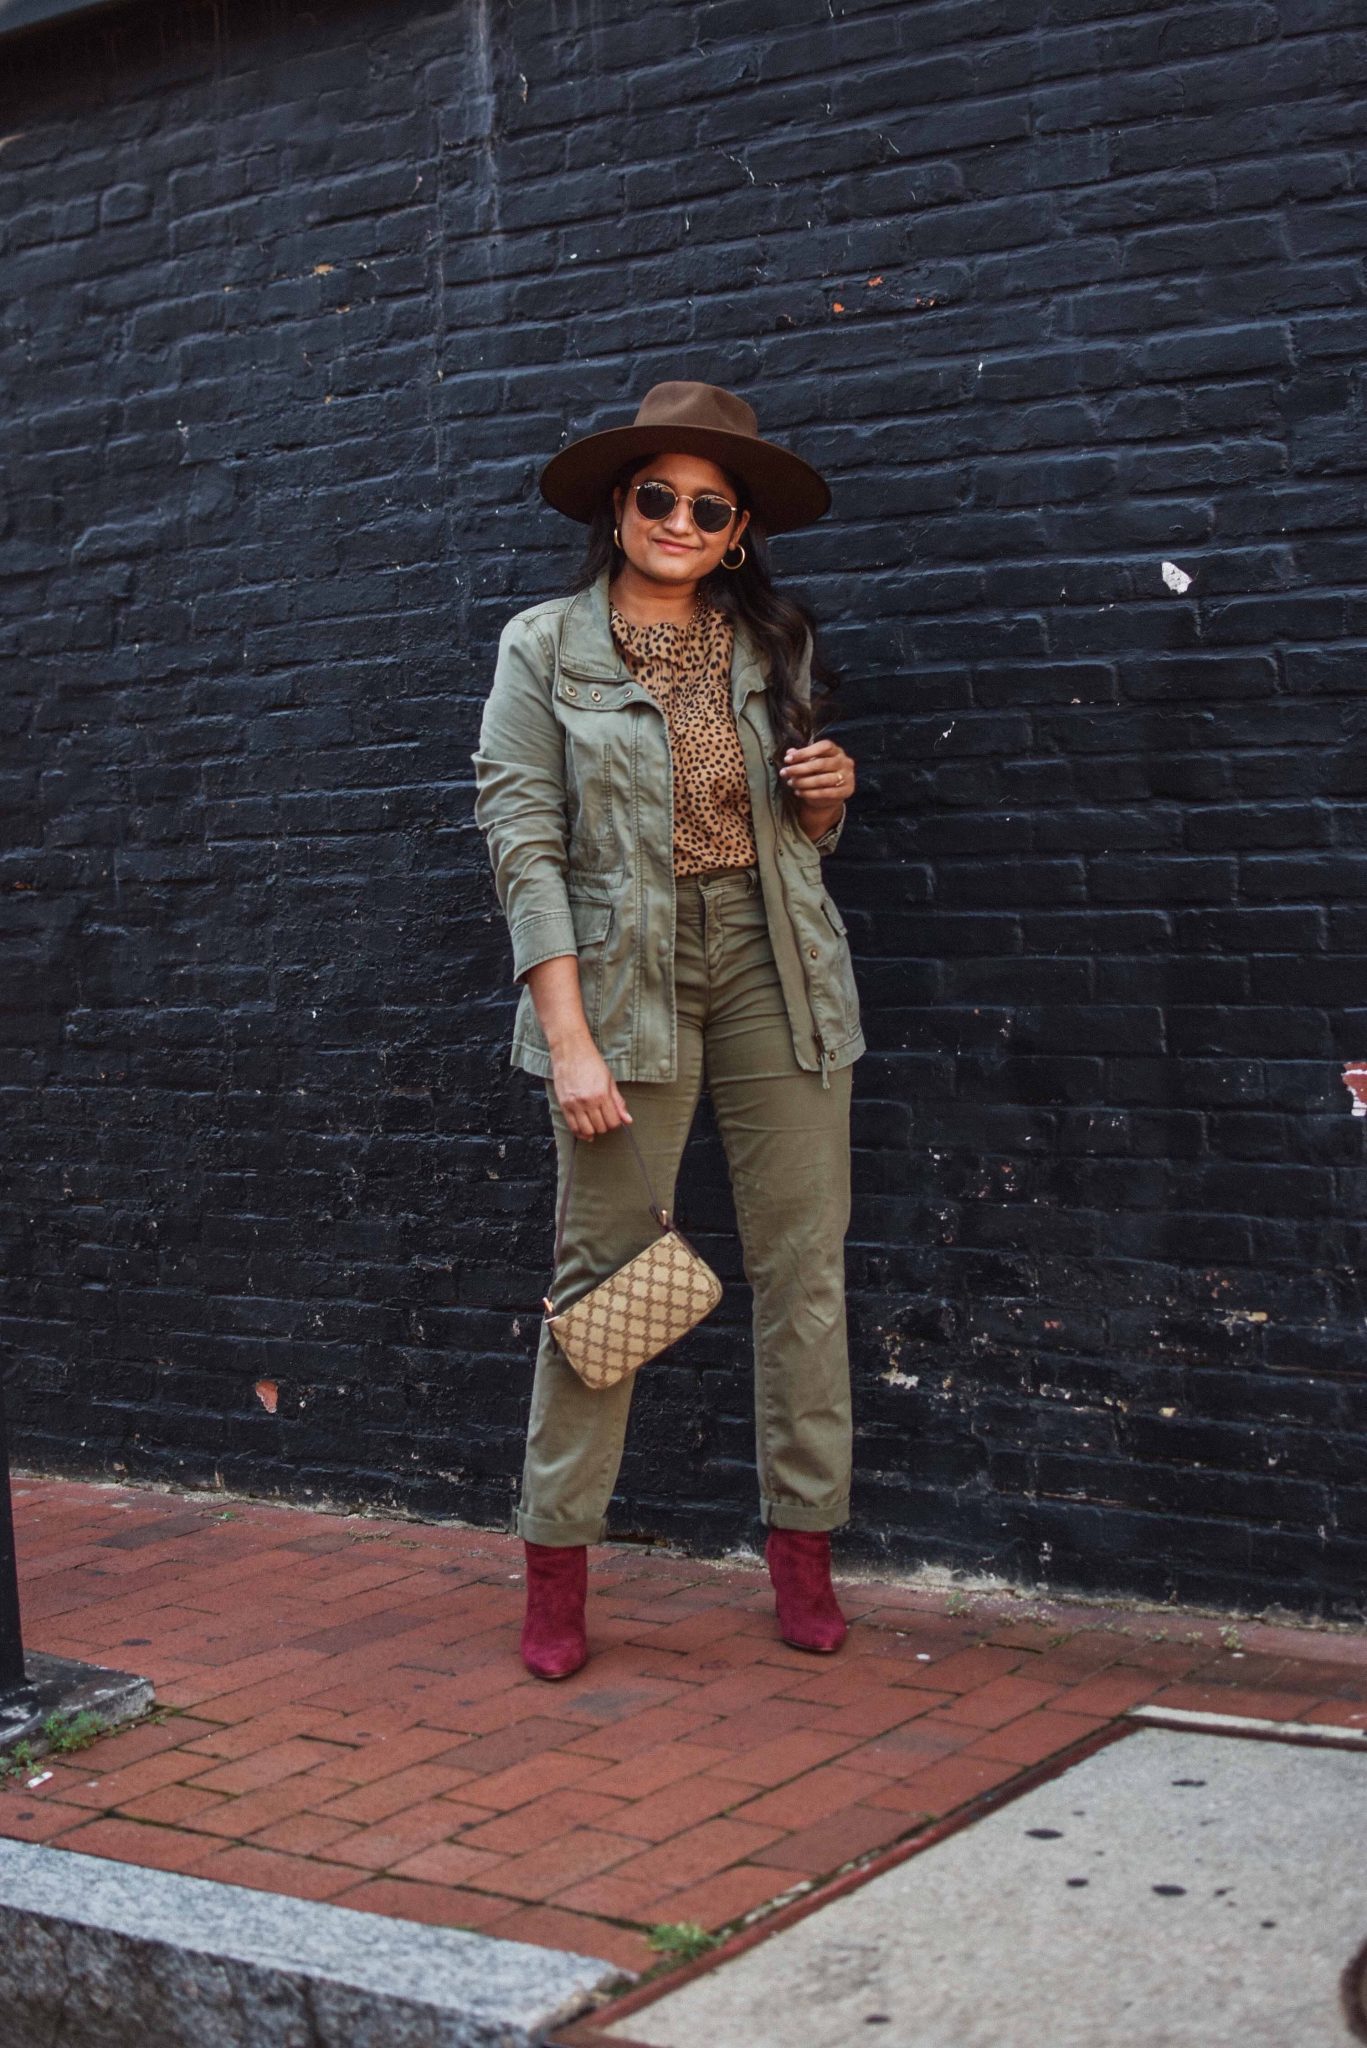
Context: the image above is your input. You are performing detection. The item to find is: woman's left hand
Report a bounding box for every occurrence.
[779,737,857,810]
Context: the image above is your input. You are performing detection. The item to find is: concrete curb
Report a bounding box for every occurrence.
[0,1649,154,1757]
[0,1838,630,2047]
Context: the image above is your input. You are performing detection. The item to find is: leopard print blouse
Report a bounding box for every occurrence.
[609,594,759,878]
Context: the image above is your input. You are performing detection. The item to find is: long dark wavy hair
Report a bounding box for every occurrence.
[566,453,841,824]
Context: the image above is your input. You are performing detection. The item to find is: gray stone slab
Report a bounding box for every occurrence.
[0,1649,154,1755]
[613,1728,1367,2048]
[0,1838,628,2047]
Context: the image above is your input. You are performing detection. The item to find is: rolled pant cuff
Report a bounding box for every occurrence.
[516,1508,606,1546]
[761,1498,850,1533]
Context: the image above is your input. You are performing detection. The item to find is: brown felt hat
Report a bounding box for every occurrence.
[538,380,831,534]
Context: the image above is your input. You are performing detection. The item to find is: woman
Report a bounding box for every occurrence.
[472,381,864,1680]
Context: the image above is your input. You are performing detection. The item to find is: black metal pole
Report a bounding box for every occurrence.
[0,1374,150,1757]
[0,1374,27,1694]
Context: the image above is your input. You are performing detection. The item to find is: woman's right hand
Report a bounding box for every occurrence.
[523,955,632,1138]
[551,1039,633,1140]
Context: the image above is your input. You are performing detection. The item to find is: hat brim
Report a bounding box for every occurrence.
[538,422,831,534]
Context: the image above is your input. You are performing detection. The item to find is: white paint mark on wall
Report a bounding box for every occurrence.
[1161,560,1194,594]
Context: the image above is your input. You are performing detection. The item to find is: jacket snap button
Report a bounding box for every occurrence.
[827,1048,837,1061]
[564,684,578,698]
[808,945,819,958]
[591,689,602,701]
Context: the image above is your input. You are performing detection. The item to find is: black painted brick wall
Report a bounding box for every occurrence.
[3,0,1367,1618]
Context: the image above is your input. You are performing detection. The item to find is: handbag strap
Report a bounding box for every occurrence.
[551,1121,668,1275]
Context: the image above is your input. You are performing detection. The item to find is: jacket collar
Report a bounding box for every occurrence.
[558,566,768,710]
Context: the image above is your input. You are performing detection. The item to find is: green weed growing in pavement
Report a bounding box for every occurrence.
[1220,1625,1244,1652]
[40,1708,104,1754]
[0,1708,105,1783]
[944,1589,973,1616]
[0,1740,39,1784]
[647,1922,718,1964]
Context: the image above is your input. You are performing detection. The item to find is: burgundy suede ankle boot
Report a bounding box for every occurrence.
[765,1528,847,1654]
[520,1541,588,1680]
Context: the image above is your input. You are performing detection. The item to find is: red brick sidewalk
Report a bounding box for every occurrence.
[5,1476,1366,1978]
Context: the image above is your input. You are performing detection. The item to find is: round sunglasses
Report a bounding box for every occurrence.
[630,479,739,535]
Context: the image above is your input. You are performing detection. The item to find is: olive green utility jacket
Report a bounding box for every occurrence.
[471,566,865,1087]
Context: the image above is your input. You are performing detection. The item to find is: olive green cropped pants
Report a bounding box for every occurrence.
[517,863,854,1546]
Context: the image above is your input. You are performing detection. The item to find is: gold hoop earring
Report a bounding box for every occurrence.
[721,542,746,571]
[613,525,622,551]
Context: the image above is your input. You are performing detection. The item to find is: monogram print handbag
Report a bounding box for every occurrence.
[542,1123,723,1391]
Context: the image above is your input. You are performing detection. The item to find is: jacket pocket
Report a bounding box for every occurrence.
[820,895,848,939]
[818,895,860,1036]
[559,671,631,880]
[567,737,625,879]
[568,891,613,1033]
[569,894,613,947]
